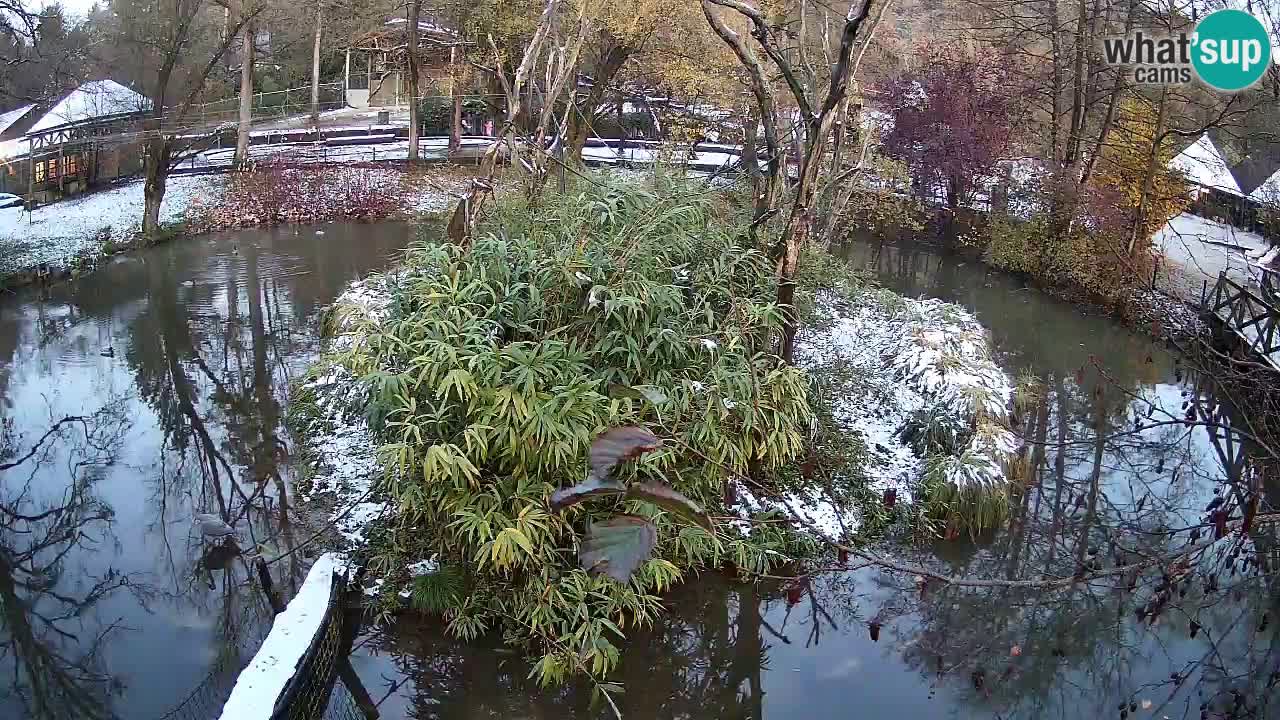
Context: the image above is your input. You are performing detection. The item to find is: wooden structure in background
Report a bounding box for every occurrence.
[1205,269,1280,370]
[344,17,457,108]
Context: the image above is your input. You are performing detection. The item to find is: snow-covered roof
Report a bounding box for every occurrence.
[384,17,458,38]
[1170,133,1242,196]
[0,138,28,160]
[0,104,34,135]
[1248,167,1280,204]
[27,80,150,134]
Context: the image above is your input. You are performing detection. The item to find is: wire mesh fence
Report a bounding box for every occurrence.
[269,570,348,720]
[150,645,248,720]
[183,83,347,128]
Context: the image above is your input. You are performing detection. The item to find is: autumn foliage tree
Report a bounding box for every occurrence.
[881,51,1019,213]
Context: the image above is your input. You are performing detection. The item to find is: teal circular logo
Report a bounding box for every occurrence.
[1192,9,1271,91]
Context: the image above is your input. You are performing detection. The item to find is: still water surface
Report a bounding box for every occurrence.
[0,229,1273,720]
[0,222,413,720]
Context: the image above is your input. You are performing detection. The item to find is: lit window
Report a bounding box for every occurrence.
[67,155,77,175]
[34,162,44,183]
[47,159,58,179]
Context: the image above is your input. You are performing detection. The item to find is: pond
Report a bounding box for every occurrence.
[346,236,1277,719]
[0,227,1273,720]
[0,222,415,720]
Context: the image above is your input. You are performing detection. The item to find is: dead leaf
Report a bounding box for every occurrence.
[549,476,626,511]
[579,515,658,584]
[590,427,661,479]
[626,481,712,531]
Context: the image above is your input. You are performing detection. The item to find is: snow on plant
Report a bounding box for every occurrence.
[302,176,820,686]
[800,288,1019,533]
[290,277,398,545]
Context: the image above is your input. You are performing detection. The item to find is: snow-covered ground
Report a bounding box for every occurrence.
[293,278,395,546]
[1153,212,1271,301]
[0,162,471,283]
[174,136,495,171]
[0,175,223,279]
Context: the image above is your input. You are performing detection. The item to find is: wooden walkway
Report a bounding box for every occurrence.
[1203,268,1280,370]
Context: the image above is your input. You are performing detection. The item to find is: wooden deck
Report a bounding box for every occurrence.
[1204,268,1280,370]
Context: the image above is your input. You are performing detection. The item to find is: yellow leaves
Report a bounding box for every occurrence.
[1093,99,1191,235]
[640,558,682,592]
[491,527,536,566]
[421,443,481,488]
[436,367,478,402]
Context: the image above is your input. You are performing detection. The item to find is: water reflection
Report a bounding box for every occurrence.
[0,223,414,719]
[353,236,1277,719]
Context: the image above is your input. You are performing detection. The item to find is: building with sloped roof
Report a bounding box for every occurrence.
[0,80,152,205]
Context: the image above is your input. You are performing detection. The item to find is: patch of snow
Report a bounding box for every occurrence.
[407,556,440,576]
[0,175,223,278]
[295,278,396,545]
[780,491,849,539]
[217,553,346,720]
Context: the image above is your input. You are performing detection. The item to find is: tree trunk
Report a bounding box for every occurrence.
[449,45,462,153]
[1064,0,1089,171]
[1128,87,1169,256]
[406,0,422,161]
[741,105,760,182]
[775,103,847,361]
[143,136,172,237]
[310,1,323,128]
[234,19,255,168]
[565,39,633,164]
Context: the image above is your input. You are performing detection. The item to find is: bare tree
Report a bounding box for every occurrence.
[703,0,878,361]
[97,0,263,236]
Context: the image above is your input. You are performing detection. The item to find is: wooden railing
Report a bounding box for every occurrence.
[1206,270,1280,364]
